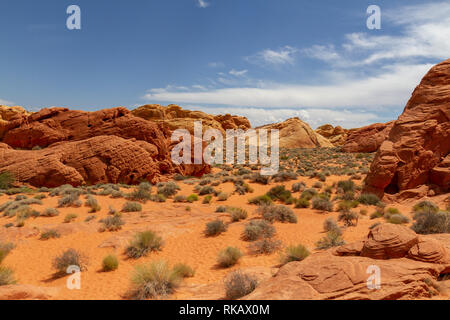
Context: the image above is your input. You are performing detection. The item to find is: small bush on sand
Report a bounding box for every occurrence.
[102,254,119,272]
[387,213,410,225]
[295,197,310,209]
[217,192,229,201]
[281,245,310,264]
[338,209,359,227]
[228,207,248,222]
[258,205,297,224]
[224,270,258,300]
[41,208,59,217]
[205,220,227,237]
[58,193,82,208]
[128,183,152,202]
[52,249,88,276]
[411,209,450,234]
[300,188,318,200]
[63,213,78,223]
[172,263,195,278]
[312,196,333,212]
[202,195,213,204]
[413,200,439,214]
[157,182,180,198]
[199,186,215,196]
[217,247,243,268]
[357,193,380,205]
[186,194,199,203]
[316,231,346,250]
[323,217,341,234]
[242,220,275,241]
[0,242,14,264]
[126,261,181,300]
[40,229,61,240]
[125,231,164,259]
[173,195,187,203]
[337,180,355,193]
[248,238,282,255]
[291,182,306,193]
[0,266,16,286]
[266,185,292,203]
[99,215,125,232]
[216,205,227,213]
[248,194,272,206]
[0,171,15,189]
[122,201,142,212]
[85,195,101,213]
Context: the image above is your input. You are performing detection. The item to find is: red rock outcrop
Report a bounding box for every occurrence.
[0,107,210,187]
[364,59,450,197]
[342,121,394,153]
[316,124,348,146]
[244,224,450,300]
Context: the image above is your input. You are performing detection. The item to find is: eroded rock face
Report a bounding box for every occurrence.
[0,105,30,139]
[342,121,394,153]
[244,224,450,300]
[364,59,450,197]
[132,104,251,134]
[316,124,348,146]
[0,135,207,188]
[257,118,333,149]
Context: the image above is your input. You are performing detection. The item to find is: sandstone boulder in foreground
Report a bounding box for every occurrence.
[244,224,450,300]
[364,59,450,197]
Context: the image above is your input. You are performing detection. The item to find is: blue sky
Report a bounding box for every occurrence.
[0,0,449,128]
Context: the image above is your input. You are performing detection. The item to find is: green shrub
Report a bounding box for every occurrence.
[242,220,275,241]
[127,261,181,300]
[172,263,195,278]
[413,201,439,214]
[0,171,15,189]
[127,184,152,202]
[258,205,297,224]
[300,188,318,200]
[337,180,355,193]
[217,192,229,201]
[411,210,450,234]
[387,214,410,225]
[294,198,310,208]
[41,208,59,217]
[157,182,180,198]
[248,195,272,206]
[215,205,227,213]
[370,207,384,219]
[99,215,125,232]
[281,245,310,264]
[0,242,14,264]
[316,231,346,250]
[312,197,333,212]
[338,209,358,227]
[217,247,243,268]
[248,238,282,255]
[102,254,119,272]
[266,185,292,203]
[358,193,380,205]
[173,195,187,203]
[228,207,248,222]
[186,194,199,203]
[122,201,142,212]
[205,220,227,237]
[224,271,258,300]
[85,195,101,213]
[199,186,215,196]
[52,249,88,275]
[0,266,16,286]
[58,193,82,208]
[291,182,306,193]
[323,218,341,234]
[64,213,78,223]
[126,231,164,259]
[202,195,213,204]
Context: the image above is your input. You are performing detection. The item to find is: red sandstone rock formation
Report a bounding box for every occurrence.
[342,121,394,153]
[364,59,450,197]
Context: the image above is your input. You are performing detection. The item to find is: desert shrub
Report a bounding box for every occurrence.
[157,182,180,198]
[337,180,355,193]
[122,201,142,212]
[110,190,125,198]
[173,195,187,203]
[0,266,16,286]
[281,244,310,264]
[272,171,297,182]
[291,182,306,193]
[84,215,96,222]
[216,205,227,213]
[172,263,195,278]
[0,242,14,264]
[316,231,346,250]
[205,220,227,237]
[125,231,164,259]
[52,249,88,275]
[358,193,380,205]
[300,188,318,200]
[338,209,358,226]
[242,220,275,241]
[312,197,333,212]
[126,261,181,300]
[337,200,359,212]
[234,183,253,195]
[34,194,47,200]
[40,229,61,240]
[202,195,213,204]
[266,185,292,203]
[128,184,152,202]
[413,201,439,214]
[248,238,282,255]
[41,207,59,217]
[102,254,119,272]
[248,195,272,206]
[217,247,243,268]
[85,195,101,213]
[217,192,229,201]
[295,198,310,209]
[186,194,199,203]
[258,205,297,224]
[323,217,341,234]
[385,207,400,215]
[64,213,78,223]
[99,215,125,232]
[370,207,384,219]
[199,186,215,196]
[224,271,258,300]
[250,173,270,185]
[0,171,15,189]
[58,193,82,208]
[360,208,368,216]
[387,214,410,225]
[151,194,166,202]
[411,210,450,234]
[312,182,323,189]
[228,207,248,222]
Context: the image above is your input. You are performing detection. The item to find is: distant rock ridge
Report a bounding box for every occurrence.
[315,124,348,146]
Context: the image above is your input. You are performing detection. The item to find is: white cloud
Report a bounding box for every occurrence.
[229,69,248,77]
[197,0,210,8]
[0,98,13,105]
[144,63,431,109]
[247,46,298,66]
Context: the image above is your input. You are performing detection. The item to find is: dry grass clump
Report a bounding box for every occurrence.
[281,244,310,264]
[224,270,258,300]
[125,231,164,259]
[217,247,243,268]
[52,248,88,276]
[102,254,119,272]
[205,219,227,237]
[258,205,297,224]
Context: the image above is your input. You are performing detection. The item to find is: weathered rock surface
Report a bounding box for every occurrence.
[316,124,348,146]
[257,118,333,149]
[364,59,450,197]
[0,135,207,188]
[0,285,59,300]
[132,104,251,134]
[342,121,394,153]
[244,224,450,300]
[0,105,30,139]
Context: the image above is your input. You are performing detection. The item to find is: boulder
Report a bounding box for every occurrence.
[342,121,394,153]
[316,124,348,146]
[364,59,450,198]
